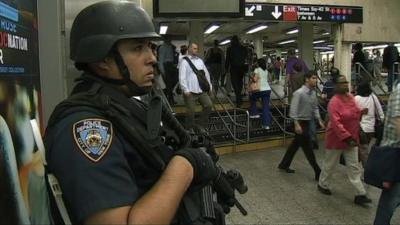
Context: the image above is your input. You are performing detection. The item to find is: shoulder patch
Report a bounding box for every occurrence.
[73,118,113,162]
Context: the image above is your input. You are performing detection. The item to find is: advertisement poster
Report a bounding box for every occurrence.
[0,0,45,224]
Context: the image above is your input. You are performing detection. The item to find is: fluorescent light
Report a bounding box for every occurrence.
[281,51,287,54]
[321,51,334,55]
[363,44,388,50]
[204,24,220,34]
[159,25,168,35]
[286,28,299,35]
[313,40,326,44]
[246,24,268,34]
[219,39,231,45]
[314,46,332,50]
[322,32,330,35]
[278,39,296,45]
[327,44,334,47]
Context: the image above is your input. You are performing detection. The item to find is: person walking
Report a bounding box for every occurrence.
[225,35,248,107]
[354,81,384,167]
[383,43,399,92]
[278,70,324,180]
[205,40,224,93]
[373,82,400,225]
[317,76,372,206]
[179,43,213,130]
[248,58,272,130]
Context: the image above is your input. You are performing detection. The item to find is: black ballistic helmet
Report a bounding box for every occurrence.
[70,0,160,63]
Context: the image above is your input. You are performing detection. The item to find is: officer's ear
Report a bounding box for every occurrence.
[88,57,117,76]
[90,57,114,70]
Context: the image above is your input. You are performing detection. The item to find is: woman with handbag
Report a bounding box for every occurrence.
[355,81,384,167]
[248,58,272,130]
[317,76,372,206]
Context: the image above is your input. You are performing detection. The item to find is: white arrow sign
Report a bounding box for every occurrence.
[271,5,282,19]
[245,5,256,16]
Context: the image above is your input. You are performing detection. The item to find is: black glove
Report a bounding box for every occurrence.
[174,148,217,187]
[214,170,235,206]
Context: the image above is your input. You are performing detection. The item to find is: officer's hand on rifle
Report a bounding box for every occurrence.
[174,148,217,188]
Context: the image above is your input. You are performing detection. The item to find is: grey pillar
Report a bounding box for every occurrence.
[298,23,314,70]
[38,0,67,126]
[253,34,263,58]
[333,24,352,85]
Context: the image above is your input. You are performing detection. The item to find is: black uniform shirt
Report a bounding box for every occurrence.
[46,109,163,224]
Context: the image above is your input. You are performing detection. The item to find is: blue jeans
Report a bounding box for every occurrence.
[374,183,400,225]
[249,90,271,126]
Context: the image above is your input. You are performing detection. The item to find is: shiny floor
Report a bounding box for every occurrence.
[219,144,400,224]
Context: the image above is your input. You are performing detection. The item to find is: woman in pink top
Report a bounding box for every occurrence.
[317,76,372,206]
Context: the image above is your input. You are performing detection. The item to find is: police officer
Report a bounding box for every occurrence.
[44,1,217,224]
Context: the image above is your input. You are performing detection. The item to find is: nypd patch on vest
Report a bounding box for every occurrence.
[73,118,113,162]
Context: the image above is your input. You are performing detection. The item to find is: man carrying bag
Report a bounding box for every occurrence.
[179,43,213,130]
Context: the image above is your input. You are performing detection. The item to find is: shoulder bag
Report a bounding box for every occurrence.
[364,145,400,189]
[183,57,210,92]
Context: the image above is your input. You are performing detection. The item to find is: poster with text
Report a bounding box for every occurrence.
[0,1,46,224]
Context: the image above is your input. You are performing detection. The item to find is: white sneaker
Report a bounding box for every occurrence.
[263,126,270,130]
[249,115,260,119]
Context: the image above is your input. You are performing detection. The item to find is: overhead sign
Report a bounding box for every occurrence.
[245,3,363,23]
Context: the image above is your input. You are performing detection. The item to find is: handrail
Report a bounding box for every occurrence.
[355,62,387,95]
[268,86,295,138]
[212,87,250,144]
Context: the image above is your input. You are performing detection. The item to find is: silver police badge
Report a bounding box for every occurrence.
[73,118,113,162]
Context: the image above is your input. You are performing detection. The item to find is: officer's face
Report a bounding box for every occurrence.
[117,39,157,87]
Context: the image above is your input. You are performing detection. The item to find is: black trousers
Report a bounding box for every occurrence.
[164,62,178,103]
[230,65,246,106]
[278,121,321,173]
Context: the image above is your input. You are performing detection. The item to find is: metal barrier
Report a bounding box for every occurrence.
[269,86,295,144]
[213,87,250,145]
[355,62,387,95]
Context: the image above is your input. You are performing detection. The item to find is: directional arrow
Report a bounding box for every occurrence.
[245,5,256,16]
[271,5,282,19]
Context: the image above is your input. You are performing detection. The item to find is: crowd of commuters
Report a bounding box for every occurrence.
[152,36,400,223]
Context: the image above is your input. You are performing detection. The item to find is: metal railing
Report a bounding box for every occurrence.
[269,86,295,144]
[355,62,387,96]
[214,87,250,145]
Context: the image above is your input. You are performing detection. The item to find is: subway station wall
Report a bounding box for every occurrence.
[247,0,400,43]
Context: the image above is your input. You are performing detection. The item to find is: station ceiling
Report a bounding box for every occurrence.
[65,1,335,52]
[155,19,334,50]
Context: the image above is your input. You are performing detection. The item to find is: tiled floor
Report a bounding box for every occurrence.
[219,145,400,224]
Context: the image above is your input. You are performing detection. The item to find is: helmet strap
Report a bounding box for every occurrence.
[110,48,152,96]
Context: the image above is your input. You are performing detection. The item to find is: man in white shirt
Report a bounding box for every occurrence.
[179,43,213,129]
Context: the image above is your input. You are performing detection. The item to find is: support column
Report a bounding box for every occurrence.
[252,34,263,58]
[333,24,352,85]
[188,21,205,58]
[298,23,314,70]
[38,0,67,125]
